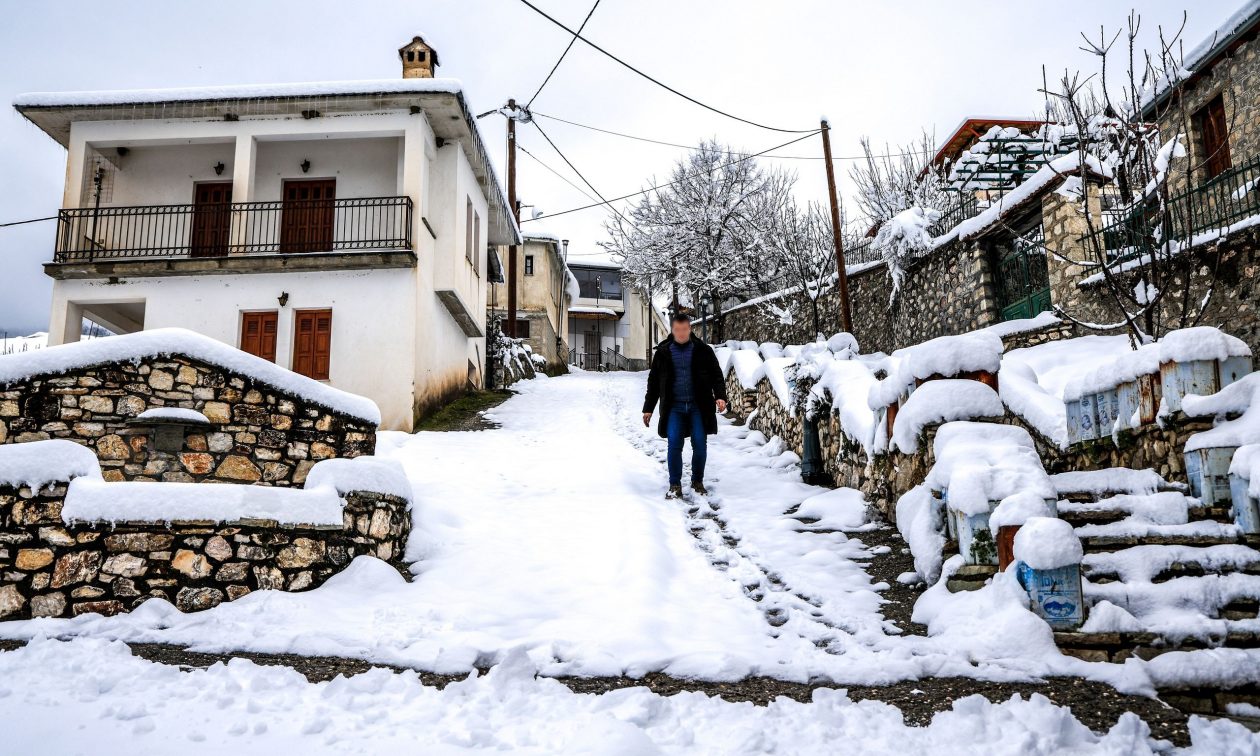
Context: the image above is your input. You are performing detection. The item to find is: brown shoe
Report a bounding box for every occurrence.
[665,485,684,499]
[691,481,709,495]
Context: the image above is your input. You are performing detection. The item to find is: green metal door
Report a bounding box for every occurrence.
[995,225,1052,321]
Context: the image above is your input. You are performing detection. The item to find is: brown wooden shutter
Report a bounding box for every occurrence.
[240,311,278,362]
[1197,95,1231,180]
[293,309,332,380]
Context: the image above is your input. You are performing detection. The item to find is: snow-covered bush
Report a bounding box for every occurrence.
[488,315,538,382]
[872,206,941,298]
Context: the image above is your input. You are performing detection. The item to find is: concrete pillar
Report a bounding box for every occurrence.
[231,135,256,203]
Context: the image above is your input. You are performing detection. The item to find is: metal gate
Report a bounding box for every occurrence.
[994,225,1052,321]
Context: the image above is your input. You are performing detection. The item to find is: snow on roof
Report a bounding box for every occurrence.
[62,477,346,527]
[1145,1,1260,112]
[936,153,1113,245]
[134,407,211,424]
[567,305,618,317]
[0,439,102,492]
[0,328,380,425]
[13,78,465,108]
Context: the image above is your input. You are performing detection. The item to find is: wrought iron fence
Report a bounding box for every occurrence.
[54,196,413,263]
[841,194,981,269]
[1089,154,1260,263]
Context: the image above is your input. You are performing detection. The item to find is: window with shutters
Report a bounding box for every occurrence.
[239,311,278,362]
[473,209,481,275]
[293,309,333,380]
[1194,95,1231,180]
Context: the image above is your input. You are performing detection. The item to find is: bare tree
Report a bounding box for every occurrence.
[761,199,836,336]
[601,140,795,340]
[847,132,952,230]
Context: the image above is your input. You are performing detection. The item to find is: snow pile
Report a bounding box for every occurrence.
[1232,444,1260,499]
[889,379,1003,453]
[0,328,381,425]
[895,485,946,583]
[792,487,868,530]
[759,342,785,360]
[901,330,1003,384]
[826,332,859,355]
[729,349,765,390]
[981,311,1062,339]
[1013,516,1083,569]
[62,478,346,526]
[811,359,879,454]
[989,490,1056,530]
[761,356,796,409]
[134,407,211,424]
[1160,326,1251,364]
[1050,468,1171,497]
[0,439,102,492]
[713,345,734,376]
[1060,343,1160,403]
[304,456,413,502]
[1184,373,1260,452]
[873,206,940,294]
[1080,600,1146,633]
[926,422,1054,516]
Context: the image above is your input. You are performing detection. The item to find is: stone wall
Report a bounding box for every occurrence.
[0,482,409,621]
[708,240,999,355]
[723,369,757,419]
[0,354,375,486]
[748,379,802,455]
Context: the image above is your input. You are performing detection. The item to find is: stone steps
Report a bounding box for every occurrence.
[1054,629,1260,663]
[1083,543,1260,584]
[1081,533,1245,552]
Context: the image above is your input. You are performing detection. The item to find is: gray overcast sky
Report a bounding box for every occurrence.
[0,0,1239,334]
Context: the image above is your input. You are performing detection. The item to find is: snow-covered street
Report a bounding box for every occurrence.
[1,370,1257,752]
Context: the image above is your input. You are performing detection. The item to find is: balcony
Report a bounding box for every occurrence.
[53,196,413,264]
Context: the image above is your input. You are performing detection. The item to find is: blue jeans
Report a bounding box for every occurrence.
[667,402,707,486]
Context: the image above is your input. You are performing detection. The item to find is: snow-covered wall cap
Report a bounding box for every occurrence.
[0,328,381,426]
[1184,373,1260,452]
[890,380,1004,454]
[0,439,101,492]
[730,350,765,390]
[134,407,211,424]
[1013,516,1083,570]
[62,477,344,527]
[762,356,796,410]
[1159,326,1251,364]
[989,490,1055,530]
[304,456,413,503]
[13,78,465,108]
[1062,342,1161,402]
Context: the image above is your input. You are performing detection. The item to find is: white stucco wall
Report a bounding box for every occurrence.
[48,269,419,431]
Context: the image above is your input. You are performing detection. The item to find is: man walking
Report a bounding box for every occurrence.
[642,313,728,498]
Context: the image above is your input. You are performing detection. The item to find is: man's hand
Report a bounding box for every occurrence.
[716,399,728,414]
[642,412,652,427]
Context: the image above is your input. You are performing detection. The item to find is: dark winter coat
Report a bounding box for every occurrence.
[642,335,728,439]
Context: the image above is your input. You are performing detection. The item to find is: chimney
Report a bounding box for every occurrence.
[399,35,439,79]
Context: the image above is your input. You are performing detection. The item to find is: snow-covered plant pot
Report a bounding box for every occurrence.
[1157,328,1252,416]
[989,492,1056,571]
[1013,516,1085,631]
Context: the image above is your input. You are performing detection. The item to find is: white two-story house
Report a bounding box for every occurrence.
[566,260,667,371]
[13,36,518,431]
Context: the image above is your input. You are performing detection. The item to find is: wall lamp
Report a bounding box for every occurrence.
[300,159,311,174]
[214,162,225,176]
[278,292,290,307]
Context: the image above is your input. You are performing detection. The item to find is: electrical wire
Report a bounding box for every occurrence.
[0,215,56,228]
[527,0,602,108]
[516,0,814,134]
[518,144,598,203]
[531,111,927,161]
[520,129,821,222]
[531,120,633,226]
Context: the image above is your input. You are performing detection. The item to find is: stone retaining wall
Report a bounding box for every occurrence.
[723,369,757,419]
[0,483,410,621]
[0,354,375,487]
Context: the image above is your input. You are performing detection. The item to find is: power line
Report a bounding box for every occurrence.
[527,0,602,108]
[531,111,927,161]
[520,129,821,222]
[515,0,814,134]
[532,120,633,226]
[0,215,56,228]
[518,143,598,203]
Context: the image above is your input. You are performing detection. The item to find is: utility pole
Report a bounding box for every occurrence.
[506,98,520,340]
[820,119,853,333]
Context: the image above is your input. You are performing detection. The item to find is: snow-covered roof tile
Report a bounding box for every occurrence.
[13,78,465,108]
[0,328,380,425]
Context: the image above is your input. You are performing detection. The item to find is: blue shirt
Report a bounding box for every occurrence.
[669,340,695,404]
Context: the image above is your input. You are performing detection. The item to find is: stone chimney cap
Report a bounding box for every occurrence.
[398,35,440,67]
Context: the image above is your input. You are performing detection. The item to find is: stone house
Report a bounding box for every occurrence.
[489,232,573,371]
[0,328,378,486]
[12,36,519,431]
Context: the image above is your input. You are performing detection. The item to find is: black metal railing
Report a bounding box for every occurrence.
[54,196,413,263]
[928,193,981,237]
[1090,154,1260,263]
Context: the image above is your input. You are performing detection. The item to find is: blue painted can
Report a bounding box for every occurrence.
[1016,562,1084,630]
[1229,473,1260,535]
[1185,446,1238,508]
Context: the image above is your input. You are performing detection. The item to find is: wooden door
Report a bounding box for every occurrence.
[280,179,336,253]
[240,311,278,362]
[1198,95,1231,180]
[191,182,233,257]
[293,309,333,380]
